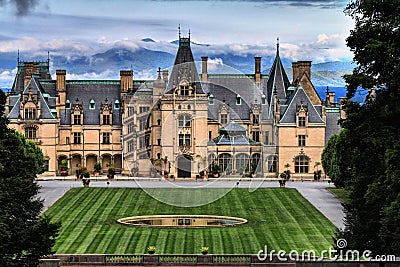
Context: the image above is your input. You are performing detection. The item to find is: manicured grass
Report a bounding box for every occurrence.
[45,188,336,254]
[327,188,350,204]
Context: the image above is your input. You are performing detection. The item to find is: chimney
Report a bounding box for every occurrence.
[56,70,66,91]
[297,61,312,80]
[328,92,335,104]
[255,57,261,83]
[120,70,133,92]
[201,56,208,82]
[24,62,40,88]
[162,70,169,81]
[292,62,299,84]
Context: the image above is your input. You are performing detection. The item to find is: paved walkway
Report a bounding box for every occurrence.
[38,178,345,229]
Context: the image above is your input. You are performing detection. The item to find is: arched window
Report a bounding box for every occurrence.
[294,155,309,173]
[251,153,261,172]
[218,153,232,173]
[209,94,214,105]
[261,94,266,105]
[267,155,278,173]
[235,154,249,173]
[236,94,242,105]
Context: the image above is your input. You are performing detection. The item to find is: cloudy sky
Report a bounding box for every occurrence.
[0,0,355,86]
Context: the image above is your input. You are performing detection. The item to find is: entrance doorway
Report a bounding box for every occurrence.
[177,155,192,178]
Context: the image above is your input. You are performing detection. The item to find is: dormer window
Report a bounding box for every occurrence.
[66,100,71,109]
[261,94,266,105]
[180,84,190,96]
[114,100,120,110]
[236,94,242,105]
[209,94,214,105]
[89,99,95,110]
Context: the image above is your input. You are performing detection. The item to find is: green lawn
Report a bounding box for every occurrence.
[44,188,336,254]
[327,188,350,204]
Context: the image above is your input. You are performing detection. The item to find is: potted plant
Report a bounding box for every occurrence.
[163,170,169,179]
[131,166,139,177]
[201,247,209,255]
[147,246,156,255]
[279,172,287,188]
[250,162,258,178]
[59,159,69,176]
[150,166,157,177]
[211,162,220,178]
[107,162,115,179]
[82,177,90,188]
[93,162,102,176]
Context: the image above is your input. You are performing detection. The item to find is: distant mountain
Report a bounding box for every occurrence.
[0,44,353,89]
[141,38,156,43]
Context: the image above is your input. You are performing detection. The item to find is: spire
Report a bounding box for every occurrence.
[178,24,181,39]
[188,28,191,40]
[47,51,50,63]
[17,49,20,63]
[276,37,280,55]
[157,67,161,79]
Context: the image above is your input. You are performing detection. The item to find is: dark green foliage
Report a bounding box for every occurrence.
[328,0,400,256]
[0,90,60,266]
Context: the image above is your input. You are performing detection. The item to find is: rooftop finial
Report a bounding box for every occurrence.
[47,50,50,63]
[17,49,20,63]
[157,67,161,79]
[178,24,181,39]
[188,28,191,40]
[276,37,280,55]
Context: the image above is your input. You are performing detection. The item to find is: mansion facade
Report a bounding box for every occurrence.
[5,35,343,178]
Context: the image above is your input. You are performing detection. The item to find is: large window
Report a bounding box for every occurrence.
[298,135,306,147]
[73,132,81,144]
[178,134,191,146]
[252,114,259,125]
[251,153,261,172]
[102,132,111,144]
[24,108,36,120]
[298,116,306,127]
[139,116,147,131]
[139,136,146,149]
[252,131,260,142]
[178,115,191,127]
[128,123,134,134]
[103,114,110,125]
[180,84,190,96]
[127,140,135,152]
[221,114,228,124]
[295,155,309,173]
[74,114,81,125]
[218,153,232,173]
[235,154,249,173]
[267,155,278,173]
[25,127,36,140]
[139,106,149,113]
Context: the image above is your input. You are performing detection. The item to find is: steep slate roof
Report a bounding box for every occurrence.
[279,86,324,124]
[166,37,204,94]
[266,46,290,104]
[11,61,52,95]
[60,81,122,125]
[7,77,56,119]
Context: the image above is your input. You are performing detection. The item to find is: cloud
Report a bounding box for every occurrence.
[148,0,347,9]
[0,68,17,89]
[0,0,41,16]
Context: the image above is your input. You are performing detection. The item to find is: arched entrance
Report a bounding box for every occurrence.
[71,154,82,175]
[86,155,97,172]
[177,155,192,178]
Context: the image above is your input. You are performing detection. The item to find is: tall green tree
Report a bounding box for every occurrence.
[333,0,400,256]
[0,90,60,266]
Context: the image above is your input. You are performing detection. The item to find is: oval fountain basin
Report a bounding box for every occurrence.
[117,215,247,228]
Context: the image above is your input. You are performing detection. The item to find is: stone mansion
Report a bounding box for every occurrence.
[5,35,344,178]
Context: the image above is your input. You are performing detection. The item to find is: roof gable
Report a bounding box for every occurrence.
[279,86,324,124]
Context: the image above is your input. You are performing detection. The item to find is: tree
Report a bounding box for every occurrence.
[331,0,400,256]
[0,90,60,266]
